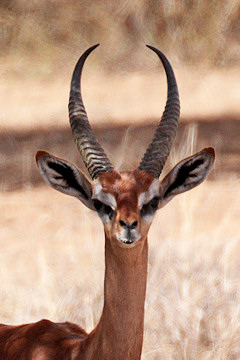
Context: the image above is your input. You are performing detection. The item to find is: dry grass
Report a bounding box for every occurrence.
[1,0,240,79]
[0,157,239,359]
[0,2,240,357]
[144,179,240,360]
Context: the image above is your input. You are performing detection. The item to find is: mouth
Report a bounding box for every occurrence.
[122,238,135,245]
[119,239,137,248]
[116,233,141,248]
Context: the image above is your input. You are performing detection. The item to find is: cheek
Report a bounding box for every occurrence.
[140,216,153,233]
[101,214,111,225]
[112,219,121,237]
[103,219,115,238]
[142,213,155,224]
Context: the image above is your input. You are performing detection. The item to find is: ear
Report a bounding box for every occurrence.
[36,151,95,211]
[159,147,215,207]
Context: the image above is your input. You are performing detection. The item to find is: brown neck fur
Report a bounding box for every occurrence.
[80,232,148,360]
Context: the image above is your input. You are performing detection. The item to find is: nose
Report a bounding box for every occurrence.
[119,219,138,230]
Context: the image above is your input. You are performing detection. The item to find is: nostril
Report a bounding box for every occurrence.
[119,219,138,229]
[131,220,138,229]
[120,220,127,228]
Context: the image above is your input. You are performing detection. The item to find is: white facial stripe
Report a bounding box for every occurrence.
[138,179,160,208]
[92,182,117,210]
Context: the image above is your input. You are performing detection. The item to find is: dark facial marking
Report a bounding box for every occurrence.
[93,199,114,220]
[140,196,160,217]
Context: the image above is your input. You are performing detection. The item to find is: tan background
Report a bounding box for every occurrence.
[0,1,240,359]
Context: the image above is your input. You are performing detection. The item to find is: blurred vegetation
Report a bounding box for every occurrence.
[0,0,240,77]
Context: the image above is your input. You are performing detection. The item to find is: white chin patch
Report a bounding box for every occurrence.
[118,239,139,248]
[116,233,141,248]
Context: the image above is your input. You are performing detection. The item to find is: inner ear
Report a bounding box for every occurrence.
[159,147,215,207]
[45,160,88,198]
[164,157,204,196]
[36,151,95,211]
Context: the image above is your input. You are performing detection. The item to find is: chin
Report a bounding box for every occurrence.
[116,235,141,248]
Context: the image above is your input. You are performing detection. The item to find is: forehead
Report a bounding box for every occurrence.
[94,169,157,203]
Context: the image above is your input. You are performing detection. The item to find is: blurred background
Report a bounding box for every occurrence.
[0,1,240,359]
[0,0,240,189]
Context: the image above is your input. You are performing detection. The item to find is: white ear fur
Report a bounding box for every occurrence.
[36,151,95,211]
[159,147,215,207]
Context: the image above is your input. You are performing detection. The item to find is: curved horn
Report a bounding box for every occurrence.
[68,44,114,179]
[138,46,180,178]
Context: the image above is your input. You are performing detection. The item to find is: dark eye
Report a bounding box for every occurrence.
[141,197,159,217]
[93,200,114,220]
[104,204,114,218]
[93,199,103,211]
[149,196,159,210]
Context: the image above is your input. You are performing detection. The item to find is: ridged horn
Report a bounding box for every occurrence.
[138,46,180,178]
[68,44,114,179]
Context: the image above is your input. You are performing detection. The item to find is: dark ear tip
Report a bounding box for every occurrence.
[202,147,215,160]
[35,150,50,163]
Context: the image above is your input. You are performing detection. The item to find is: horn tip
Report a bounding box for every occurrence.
[146,45,165,58]
[146,44,157,52]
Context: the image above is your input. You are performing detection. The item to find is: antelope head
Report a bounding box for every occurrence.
[36,45,215,250]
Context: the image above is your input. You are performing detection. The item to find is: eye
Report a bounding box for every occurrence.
[149,196,160,210]
[93,199,103,211]
[104,204,114,218]
[141,196,159,217]
[93,199,114,220]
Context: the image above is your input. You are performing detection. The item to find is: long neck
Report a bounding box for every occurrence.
[81,233,148,360]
